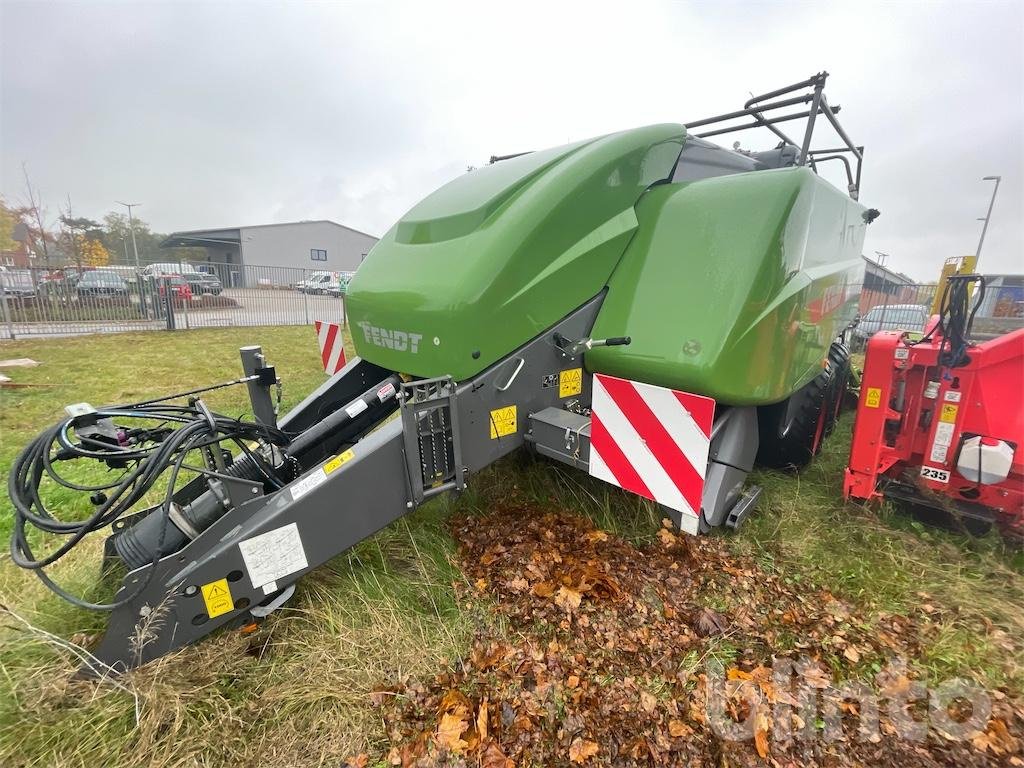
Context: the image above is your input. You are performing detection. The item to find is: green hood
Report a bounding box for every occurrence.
[345,124,685,379]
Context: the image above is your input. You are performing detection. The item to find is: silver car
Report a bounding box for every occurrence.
[853,303,929,343]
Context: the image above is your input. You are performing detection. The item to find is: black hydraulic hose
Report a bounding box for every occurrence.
[114,374,402,570]
[8,401,287,610]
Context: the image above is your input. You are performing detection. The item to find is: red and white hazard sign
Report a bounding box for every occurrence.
[314,320,347,374]
[589,373,715,535]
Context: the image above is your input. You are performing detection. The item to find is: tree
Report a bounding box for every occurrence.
[21,165,53,265]
[0,198,18,252]
[78,236,110,268]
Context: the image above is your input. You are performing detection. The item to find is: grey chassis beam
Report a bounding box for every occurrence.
[89,295,605,672]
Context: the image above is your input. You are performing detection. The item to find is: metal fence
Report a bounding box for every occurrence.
[0,261,350,340]
[1,266,1019,343]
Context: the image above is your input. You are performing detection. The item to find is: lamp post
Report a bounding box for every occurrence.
[974,176,1001,267]
[115,201,142,269]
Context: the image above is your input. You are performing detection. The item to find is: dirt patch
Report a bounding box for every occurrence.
[373,502,1024,767]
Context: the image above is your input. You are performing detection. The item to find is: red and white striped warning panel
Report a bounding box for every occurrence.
[314,320,347,375]
[589,373,715,535]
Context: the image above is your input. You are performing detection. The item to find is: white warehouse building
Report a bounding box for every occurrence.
[161,219,378,287]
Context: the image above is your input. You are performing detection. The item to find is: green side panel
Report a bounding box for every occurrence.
[345,124,685,380]
[587,167,866,405]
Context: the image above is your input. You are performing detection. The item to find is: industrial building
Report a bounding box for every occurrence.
[160,219,378,287]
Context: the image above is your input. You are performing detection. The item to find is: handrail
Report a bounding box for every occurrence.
[683,72,864,200]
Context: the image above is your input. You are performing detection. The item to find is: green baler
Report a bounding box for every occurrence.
[10,73,877,671]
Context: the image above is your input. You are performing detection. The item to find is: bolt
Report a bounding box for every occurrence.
[184,585,198,597]
[251,486,260,495]
[406,501,414,509]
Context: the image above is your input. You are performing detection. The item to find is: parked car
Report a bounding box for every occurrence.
[157,274,193,302]
[296,271,340,295]
[0,270,37,299]
[76,270,129,300]
[852,304,929,344]
[144,262,222,295]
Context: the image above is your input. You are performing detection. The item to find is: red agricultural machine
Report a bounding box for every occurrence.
[844,275,1024,537]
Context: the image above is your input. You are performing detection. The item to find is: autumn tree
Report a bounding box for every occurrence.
[78,236,110,267]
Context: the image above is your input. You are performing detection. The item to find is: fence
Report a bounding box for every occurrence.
[1,267,1019,342]
[0,261,350,340]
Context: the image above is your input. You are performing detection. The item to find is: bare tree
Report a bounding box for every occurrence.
[21,164,52,267]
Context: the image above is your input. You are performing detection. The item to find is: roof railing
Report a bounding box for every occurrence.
[684,71,865,200]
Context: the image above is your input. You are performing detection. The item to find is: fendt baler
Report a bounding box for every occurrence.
[9,73,878,672]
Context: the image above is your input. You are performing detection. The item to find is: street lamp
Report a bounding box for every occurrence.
[115,201,142,269]
[974,176,1001,267]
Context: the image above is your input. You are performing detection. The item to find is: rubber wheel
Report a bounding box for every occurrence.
[756,359,836,470]
[823,342,851,438]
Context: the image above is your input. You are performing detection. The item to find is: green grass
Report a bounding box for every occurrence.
[0,328,1021,766]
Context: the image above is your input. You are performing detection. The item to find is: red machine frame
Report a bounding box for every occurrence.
[844,323,1024,536]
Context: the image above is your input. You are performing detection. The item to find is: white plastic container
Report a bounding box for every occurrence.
[956,437,1014,485]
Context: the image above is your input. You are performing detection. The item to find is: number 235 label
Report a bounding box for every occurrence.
[920,466,950,484]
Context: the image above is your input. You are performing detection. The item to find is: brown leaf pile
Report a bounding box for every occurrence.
[375,502,1024,767]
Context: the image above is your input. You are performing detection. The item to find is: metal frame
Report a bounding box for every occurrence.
[684,72,864,199]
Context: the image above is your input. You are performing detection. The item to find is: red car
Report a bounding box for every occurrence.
[157,274,193,301]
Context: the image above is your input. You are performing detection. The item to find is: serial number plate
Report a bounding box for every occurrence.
[920,466,950,484]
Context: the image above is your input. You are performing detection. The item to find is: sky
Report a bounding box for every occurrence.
[1,0,1021,281]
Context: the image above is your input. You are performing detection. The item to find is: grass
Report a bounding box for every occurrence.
[0,327,1021,766]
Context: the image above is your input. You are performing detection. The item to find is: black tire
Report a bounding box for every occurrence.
[755,360,835,470]
[823,342,851,437]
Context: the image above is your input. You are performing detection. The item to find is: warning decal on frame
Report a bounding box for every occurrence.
[201,577,234,618]
[324,449,354,474]
[865,387,882,408]
[559,368,583,398]
[489,405,517,439]
[238,522,309,589]
[940,404,959,423]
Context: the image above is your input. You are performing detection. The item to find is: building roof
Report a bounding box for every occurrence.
[160,219,378,249]
[862,255,916,286]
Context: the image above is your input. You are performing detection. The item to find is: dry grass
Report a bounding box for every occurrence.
[0,328,1021,766]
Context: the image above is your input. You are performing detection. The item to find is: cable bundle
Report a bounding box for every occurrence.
[8,394,287,610]
[915,275,986,369]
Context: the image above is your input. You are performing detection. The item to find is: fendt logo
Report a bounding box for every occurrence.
[357,322,424,353]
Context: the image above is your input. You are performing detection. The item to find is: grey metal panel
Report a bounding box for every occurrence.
[526,407,591,471]
[453,295,603,473]
[90,418,410,671]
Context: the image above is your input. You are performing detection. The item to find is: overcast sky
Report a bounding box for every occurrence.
[1,0,1021,280]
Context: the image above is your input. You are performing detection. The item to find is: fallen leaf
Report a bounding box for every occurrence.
[754,706,771,759]
[532,581,556,598]
[696,607,728,637]
[475,577,488,591]
[568,737,600,763]
[477,698,489,742]
[436,712,470,753]
[585,530,609,543]
[507,576,529,592]
[555,585,582,613]
[566,674,580,689]
[480,740,511,768]
[343,755,368,768]
[640,690,657,713]
[657,528,676,547]
[843,645,861,663]
[669,719,692,737]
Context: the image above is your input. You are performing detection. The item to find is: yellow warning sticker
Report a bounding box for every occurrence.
[201,577,234,619]
[940,404,959,423]
[489,405,517,439]
[324,449,355,474]
[865,387,882,409]
[559,368,582,398]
